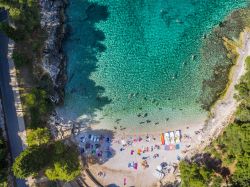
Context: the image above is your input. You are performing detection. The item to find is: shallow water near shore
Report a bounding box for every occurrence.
[58,0,249,130]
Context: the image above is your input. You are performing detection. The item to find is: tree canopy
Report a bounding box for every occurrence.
[45,142,80,182]
[13,142,80,181]
[179,161,212,187]
[13,145,50,178]
[26,128,50,146]
[0,129,9,185]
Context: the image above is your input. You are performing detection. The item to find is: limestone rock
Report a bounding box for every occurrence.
[39,0,67,104]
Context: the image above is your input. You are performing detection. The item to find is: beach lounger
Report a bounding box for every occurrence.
[169,131,175,144]
[164,132,171,145]
[174,130,181,143]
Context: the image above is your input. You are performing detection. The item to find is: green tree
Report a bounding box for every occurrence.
[24,88,52,129]
[13,142,80,181]
[45,161,80,182]
[0,129,9,185]
[45,142,80,182]
[231,156,250,187]
[211,176,223,187]
[179,161,212,187]
[0,23,24,41]
[26,128,50,146]
[13,145,50,178]
[12,51,31,67]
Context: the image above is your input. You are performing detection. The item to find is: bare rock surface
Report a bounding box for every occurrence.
[40,0,67,104]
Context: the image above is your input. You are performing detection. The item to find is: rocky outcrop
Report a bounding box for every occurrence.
[48,111,85,140]
[39,0,67,104]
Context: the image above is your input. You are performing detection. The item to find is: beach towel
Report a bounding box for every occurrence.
[161,133,165,145]
[169,145,176,150]
[137,149,142,155]
[134,163,138,170]
[176,144,180,149]
[128,163,132,168]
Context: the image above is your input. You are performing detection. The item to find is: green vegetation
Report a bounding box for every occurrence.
[45,142,81,181]
[26,128,50,146]
[12,51,31,68]
[180,57,250,187]
[13,145,49,178]
[24,88,52,129]
[0,1,81,183]
[0,0,40,38]
[179,161,212,187]
[0,129,9,186]
[0,0,51,130]
[13,142,80,182]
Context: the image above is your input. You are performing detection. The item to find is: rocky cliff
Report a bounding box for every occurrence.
[40,0,67,104]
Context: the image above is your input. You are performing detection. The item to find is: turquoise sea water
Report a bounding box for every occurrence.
[59,0,249,130]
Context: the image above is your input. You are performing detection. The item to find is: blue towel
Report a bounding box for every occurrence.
[176,144,180,149]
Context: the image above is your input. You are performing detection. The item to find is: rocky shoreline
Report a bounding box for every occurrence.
[39,0,79,139]
[39,0,68,104]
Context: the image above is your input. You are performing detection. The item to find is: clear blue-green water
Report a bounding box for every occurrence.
[59,0,249,131]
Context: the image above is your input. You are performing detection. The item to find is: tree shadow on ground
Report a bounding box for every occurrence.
[192,153,231,178]
[63,0,111,125]
[75,127,116,165]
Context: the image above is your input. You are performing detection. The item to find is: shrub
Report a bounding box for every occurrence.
[13,145,50,178]
[26,128,50,146]
[12,51,31,68]
[0,129,8,184]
